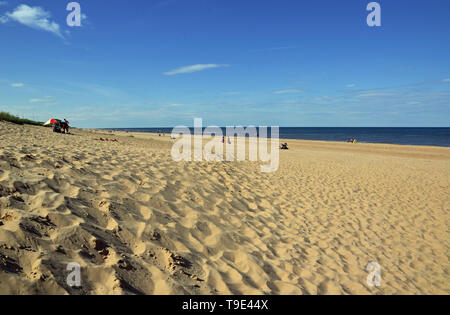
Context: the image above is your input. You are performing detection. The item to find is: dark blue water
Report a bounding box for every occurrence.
[107,127,450,147]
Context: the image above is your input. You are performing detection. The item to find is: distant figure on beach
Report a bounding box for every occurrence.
[280,143,289,150]
[347,138,357,143]
[227,137,231,144]
[222,136,225,144]
[61,119,70,134]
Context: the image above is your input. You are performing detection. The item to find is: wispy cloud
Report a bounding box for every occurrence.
[222,91,241,96]
[29,98,46,103]
[346,84,356,88]
[1,4,62,38]
[11,82,24,87]
[251,46,296,52]
[29,96,53,103]
[353,89,398,98]
[273,89,303,95]
[79,13,89,27]
[0,1,8,7]
[442,78,450,82]
[70,82,128,99]
[163,64,229,75]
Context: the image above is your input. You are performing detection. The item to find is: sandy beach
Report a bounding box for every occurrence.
[0,121,448,295]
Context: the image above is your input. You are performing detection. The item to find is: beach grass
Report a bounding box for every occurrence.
[0,111,43,126]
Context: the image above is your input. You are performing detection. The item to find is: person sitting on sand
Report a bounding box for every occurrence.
[280,143,289,150]
[53,121,62,133]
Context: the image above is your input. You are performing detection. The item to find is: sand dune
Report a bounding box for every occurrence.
[0,121,448,294]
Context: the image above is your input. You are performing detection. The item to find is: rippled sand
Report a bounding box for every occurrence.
[0,122,448,294]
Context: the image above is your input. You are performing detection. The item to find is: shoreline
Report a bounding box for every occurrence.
[90,128,450,153]
[90,128,450,149]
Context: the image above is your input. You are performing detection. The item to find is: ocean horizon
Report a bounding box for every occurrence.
[105,127,450,147]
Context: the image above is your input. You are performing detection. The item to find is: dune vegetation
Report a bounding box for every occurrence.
[0,112,43,126]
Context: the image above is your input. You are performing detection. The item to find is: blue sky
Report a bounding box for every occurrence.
[1,0,449,128]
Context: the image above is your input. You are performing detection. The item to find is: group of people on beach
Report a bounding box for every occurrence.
[220,136,289,150]
[53,119,70,134]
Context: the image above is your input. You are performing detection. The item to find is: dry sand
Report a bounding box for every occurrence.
[0,121,448,295]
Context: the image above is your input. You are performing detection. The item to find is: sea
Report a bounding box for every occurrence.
[107,127,450,148]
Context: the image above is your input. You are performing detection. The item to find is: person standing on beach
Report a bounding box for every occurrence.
[62,119,70,134]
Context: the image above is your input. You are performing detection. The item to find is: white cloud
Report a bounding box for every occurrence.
[346,84,356,88]
[11,83,24,87]
[2,4,62,38]
[273,89,303,95]
[442,78,450,82]
[163,64,229,75]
